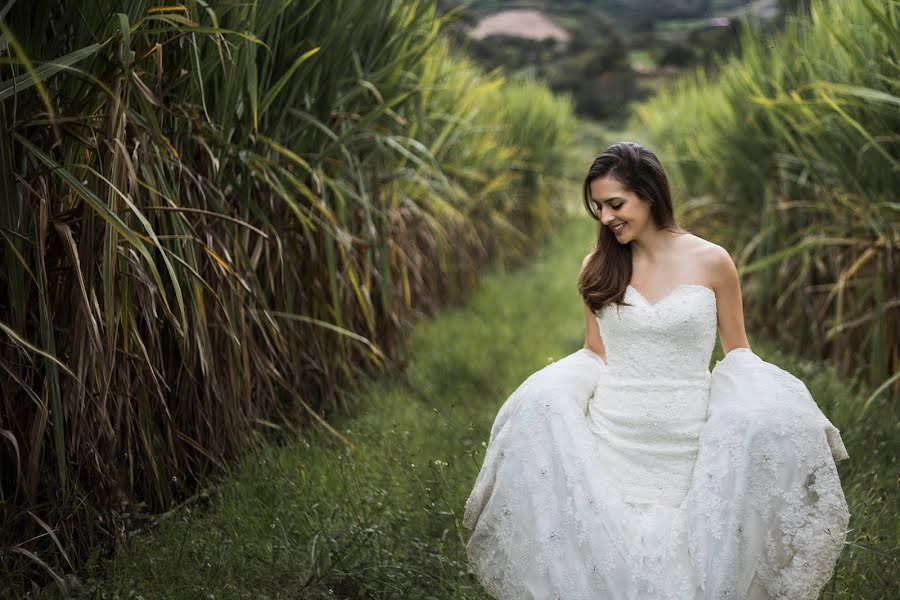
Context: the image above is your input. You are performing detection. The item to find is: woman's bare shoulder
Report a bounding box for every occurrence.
[680,233,729,260]
[691,239,739,289]
[676,233,734,287]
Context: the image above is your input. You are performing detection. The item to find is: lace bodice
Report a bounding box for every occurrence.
[586,284,719,508]
[596,284,718,382]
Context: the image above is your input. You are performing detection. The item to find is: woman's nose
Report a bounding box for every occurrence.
[599,207,613,224]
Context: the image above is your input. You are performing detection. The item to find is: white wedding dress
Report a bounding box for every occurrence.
[463,284,850,600]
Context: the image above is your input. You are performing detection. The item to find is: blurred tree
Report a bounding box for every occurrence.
[658,40,696,67]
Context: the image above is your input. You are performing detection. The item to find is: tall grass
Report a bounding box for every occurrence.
[632,0,899,399]
[0,0,576,590]
[72,217,896,598]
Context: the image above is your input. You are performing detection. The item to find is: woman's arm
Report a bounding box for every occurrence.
[710,245,751,354]
[581,254,608,364]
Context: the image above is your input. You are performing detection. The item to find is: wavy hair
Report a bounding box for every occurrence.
[577,142,686,313]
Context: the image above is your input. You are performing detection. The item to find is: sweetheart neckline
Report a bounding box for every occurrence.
[626,283,715,308]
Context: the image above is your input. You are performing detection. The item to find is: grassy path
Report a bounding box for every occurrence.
[82,217,892,599]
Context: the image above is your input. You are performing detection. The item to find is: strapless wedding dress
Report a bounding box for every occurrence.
[463,284,850,600]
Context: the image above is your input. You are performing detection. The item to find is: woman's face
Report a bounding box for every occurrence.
[589,176,653,244]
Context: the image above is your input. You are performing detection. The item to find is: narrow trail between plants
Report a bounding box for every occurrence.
[89,218,886,599]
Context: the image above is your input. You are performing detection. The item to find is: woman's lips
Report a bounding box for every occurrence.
[611,223,626,235]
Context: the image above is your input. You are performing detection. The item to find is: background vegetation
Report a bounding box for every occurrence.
[633,0,899,400]
[0,0,577,591]
[73,218,898,598]
[1,0,896,596]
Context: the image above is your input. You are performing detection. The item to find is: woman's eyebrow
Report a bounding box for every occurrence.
[593,196,623,204]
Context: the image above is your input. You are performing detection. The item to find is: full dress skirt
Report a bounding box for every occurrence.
[463,285,850,600]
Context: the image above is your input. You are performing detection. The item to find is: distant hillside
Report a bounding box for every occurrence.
[440,0,791,121]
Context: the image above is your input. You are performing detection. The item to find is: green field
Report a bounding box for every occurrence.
[2,0,895,597]
[68,217,894,599]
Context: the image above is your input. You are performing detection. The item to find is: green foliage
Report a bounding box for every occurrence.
[633,0,899,400]
[0,0,577,590]
[73,217,894,599]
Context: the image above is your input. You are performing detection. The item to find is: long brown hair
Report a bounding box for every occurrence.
[578,142,686,314]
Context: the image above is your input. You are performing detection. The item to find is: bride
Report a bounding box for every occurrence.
[462,142,850,600]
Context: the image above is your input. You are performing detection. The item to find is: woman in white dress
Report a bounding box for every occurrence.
[462,142,850,600]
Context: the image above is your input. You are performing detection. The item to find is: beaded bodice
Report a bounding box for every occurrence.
[596,284,718,382]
